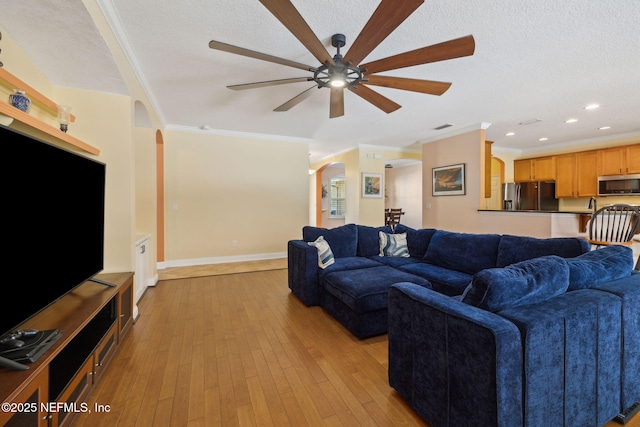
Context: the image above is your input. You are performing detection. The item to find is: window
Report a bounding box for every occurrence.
[329,176,346,218]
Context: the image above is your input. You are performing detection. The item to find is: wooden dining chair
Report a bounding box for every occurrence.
[588,204,640,249]
[386,208,404,231]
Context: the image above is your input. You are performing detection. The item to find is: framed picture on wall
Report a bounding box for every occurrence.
[432,163,465,196]
[362,173,383,198]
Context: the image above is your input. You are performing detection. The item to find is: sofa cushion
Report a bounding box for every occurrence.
[307,236,335,269]
[369,255,421,268]
[356,224,393,257]
[303,223,358,258]
[317,256,383,280]
[393,224,437,259]
[496,234,590,267]
[379,232,410,257]
[423,230,501,274]
[398,262,473,296]
[566,245,634,290]
[461,255,570,312]
[323,266,431,313]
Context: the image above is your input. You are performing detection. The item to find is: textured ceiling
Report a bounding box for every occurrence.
[1,0,639,164]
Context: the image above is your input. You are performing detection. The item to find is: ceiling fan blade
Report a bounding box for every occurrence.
[330,88,345,118]
[259,0,333,65]
[274,85,317,112]
[360,35,475,74]
[348,85,401,114]
[344,0,424,66]
[209,40,315,72]
[364,75,451,95]
[228,77,312,91]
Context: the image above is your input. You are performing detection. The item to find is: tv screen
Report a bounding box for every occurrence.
[0,125,106,339]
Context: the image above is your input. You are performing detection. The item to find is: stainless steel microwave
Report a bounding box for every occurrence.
[598,174,640,196]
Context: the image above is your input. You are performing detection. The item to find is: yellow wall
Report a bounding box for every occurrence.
[1,30,136,274]
[1,24,310,276]
[312,147,421,227]
[163,129,309,262]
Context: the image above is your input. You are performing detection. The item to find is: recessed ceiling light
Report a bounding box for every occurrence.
[505,132,515,136]
[598,126,611,130]
[584,103,600,110]
[565,118,578,124]
[539,137,548,141]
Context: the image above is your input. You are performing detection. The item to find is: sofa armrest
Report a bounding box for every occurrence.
[288,240,321,306]
[388,282,523,427]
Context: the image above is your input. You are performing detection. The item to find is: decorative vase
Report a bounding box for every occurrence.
[9,90,31,113]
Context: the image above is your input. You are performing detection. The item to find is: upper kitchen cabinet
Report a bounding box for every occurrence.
[514,156,555,182]
[555,154,576,198]
[598,144,640,176]
[625,145,640,174]
[575,151,598,196]
[554,151,597,198]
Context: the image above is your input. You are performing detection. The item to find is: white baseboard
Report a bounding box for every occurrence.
[147,274,158,287]
[156,252,287,270]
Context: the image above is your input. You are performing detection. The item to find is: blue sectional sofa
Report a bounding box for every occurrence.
[288,223,640,425]
[288,223,590,338]
[388,244,639,426]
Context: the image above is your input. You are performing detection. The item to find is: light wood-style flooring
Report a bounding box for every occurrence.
[72,267,426,426]
[72,264,639,427]
[158,258,288,281]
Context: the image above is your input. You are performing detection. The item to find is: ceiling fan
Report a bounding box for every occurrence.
[208,0,475,118]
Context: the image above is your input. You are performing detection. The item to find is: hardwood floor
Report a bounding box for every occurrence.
[72,268,426,427]
[72,266,639,427]
[157,258,288,281]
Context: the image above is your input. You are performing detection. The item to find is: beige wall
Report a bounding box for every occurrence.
[313,147,421,227]
[163,129,309,263]
[385,163,422,229]
[422,128,557,237]
[1,30,136,274]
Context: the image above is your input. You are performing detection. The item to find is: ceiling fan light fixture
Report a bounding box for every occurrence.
[329,74,347,88]
[312,34,365,90]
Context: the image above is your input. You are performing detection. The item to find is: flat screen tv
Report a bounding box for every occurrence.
[0,124,106,340]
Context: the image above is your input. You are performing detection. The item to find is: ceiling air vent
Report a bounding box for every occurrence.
[433,123,454,130]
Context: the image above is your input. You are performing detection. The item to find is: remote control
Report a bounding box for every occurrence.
[0,355,29,371]
[614,401,640,424]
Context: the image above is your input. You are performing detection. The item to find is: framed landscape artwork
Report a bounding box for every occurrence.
[362,173,383,198]
[432,163,466,196]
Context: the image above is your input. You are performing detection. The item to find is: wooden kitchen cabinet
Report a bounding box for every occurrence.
[534,156,556,180]
[625,144,640,174]
[555,154,576,197]
[514,156,556,182]
[598,147,626,175]
[576,151,598,196]
[598,144,640,176]
[514,159,533,182]
[554,151,597,198]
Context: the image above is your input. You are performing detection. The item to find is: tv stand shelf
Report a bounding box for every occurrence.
[0,272,133,427]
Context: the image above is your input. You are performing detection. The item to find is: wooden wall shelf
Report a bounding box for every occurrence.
[0,68,100,156]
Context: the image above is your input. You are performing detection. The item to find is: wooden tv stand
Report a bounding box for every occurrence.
[0,272,133,426]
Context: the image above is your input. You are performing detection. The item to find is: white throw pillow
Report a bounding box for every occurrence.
[379,232,410,257]
[308,235,335,269]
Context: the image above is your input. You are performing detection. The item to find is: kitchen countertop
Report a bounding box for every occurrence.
[478,209,593,215]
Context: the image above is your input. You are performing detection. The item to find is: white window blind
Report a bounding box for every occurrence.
[330,177,346,217]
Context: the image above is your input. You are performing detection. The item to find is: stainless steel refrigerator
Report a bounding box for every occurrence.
[502,181,558,211]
